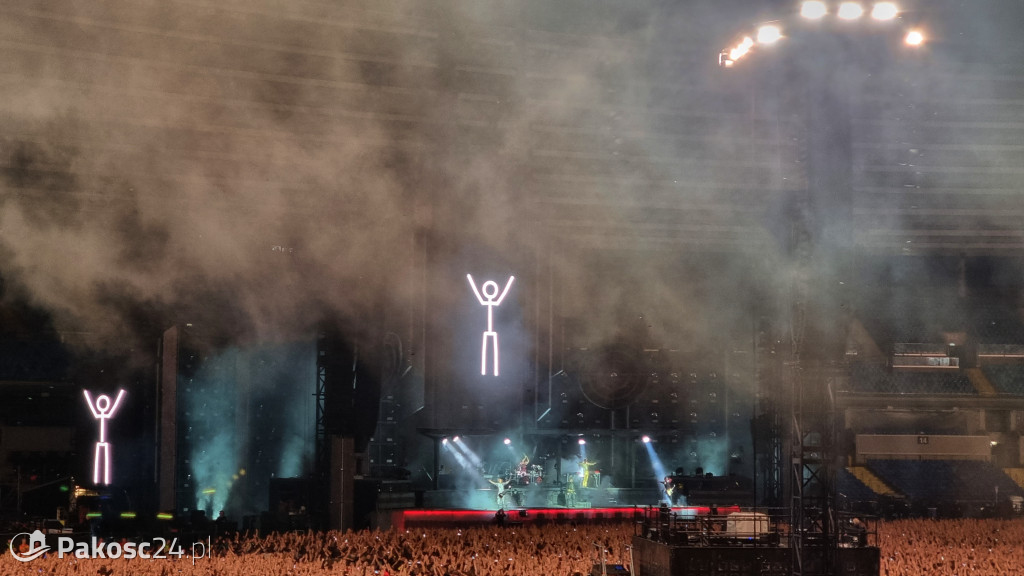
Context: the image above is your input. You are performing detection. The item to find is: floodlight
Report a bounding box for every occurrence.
[870,2,899,20]
[728,36,754,61]
[800,1,828,19]
[756,24,782,44]
[837,2,864,19]
[904,29,924,46]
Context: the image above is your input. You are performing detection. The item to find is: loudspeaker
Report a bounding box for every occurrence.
[329,436,356,531]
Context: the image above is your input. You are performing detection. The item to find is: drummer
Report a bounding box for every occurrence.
[517,453,530,475]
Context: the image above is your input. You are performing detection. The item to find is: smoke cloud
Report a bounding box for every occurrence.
[3,2,1024,499]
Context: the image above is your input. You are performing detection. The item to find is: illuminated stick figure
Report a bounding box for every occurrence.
[467,274,514,376]
[83,389,126,485]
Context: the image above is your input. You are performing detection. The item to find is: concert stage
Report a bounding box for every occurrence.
[369,475,755,531]
[389,504,741,531]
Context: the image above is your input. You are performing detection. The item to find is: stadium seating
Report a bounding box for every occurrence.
[868,460,1023,505]
[981,364,1024,395]
[837,467,884,503]
[845,363,975,395]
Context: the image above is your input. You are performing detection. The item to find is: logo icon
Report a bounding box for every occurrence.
[9,530,50,562]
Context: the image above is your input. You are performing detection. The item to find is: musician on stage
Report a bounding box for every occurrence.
[565,474,577,508]
[579,457,597,488]
[488,476,510,509]
[662,476,674,502]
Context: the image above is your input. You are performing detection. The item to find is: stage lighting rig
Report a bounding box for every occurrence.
[836,2,865,20]
[871,2,899,20]
[756,24,783,45]
[718,1,921,67]
[800,1,828,19]
[905,29,924,46]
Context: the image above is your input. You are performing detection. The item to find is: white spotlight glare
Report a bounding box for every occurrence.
[728,36,754,62]
[503,438,511,445]
[800,0,828,19]
[642,435,651,444]
[837,2,865,20]
[756,24,782,45]
[453,436,460,443]
[871,2,899,20]
[905,29,924,46]
[578,438,586,445]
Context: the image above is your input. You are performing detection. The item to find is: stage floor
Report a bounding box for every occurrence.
[391,504,741,531]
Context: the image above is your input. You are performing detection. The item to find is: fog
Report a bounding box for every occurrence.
[2,0,1024,500]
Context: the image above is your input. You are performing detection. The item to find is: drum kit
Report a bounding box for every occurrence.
[514,464,544,486]
[496,465,542,507]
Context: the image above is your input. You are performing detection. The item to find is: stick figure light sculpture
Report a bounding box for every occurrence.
[83,389,126,485]
[467,274,515,376]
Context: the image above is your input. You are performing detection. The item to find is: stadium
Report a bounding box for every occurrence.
[1,1,1023,575]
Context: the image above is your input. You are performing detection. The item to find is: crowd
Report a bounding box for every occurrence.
[878,518,1024,576]
[1,516,1021,575]
[2,521,632,576]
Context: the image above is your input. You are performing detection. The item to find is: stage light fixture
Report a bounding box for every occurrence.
[800,1,828,19]
[728,36,754,62]
[453,436,460,443]
[756,24,782,44]
[870,2,899,20]
[904,29,924,46]
[503,438,511,445]
[837,2,864,19]
[642,435,651,444]
[578,438,586,445]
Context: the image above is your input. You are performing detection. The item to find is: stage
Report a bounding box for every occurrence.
[365,474,755,531]
[389,503,743,531]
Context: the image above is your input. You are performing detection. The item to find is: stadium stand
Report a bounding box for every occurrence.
[868,460,1023,508]
[980,364,1024,395]
[838,467,887,502]
[845,363,975,395]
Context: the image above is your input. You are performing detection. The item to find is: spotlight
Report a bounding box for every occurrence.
[442,438,448,445]
[800,1,828,19]
[904,29,924,46]
[578,438,586,445]
[756,24,782,45]
[503,438,511,445]
[453,436,460,443]
[642,435,651,444]
[837,2,864,19]
[870,2,899,20]
[728,36,754,62]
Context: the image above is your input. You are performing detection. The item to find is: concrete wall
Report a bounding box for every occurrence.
[855,434,991,463]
